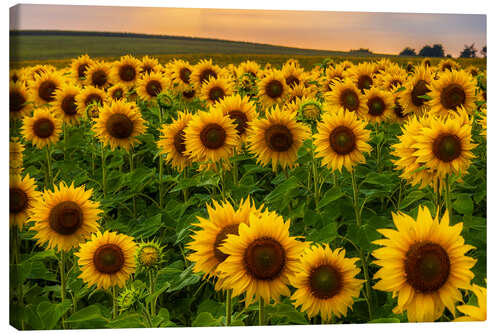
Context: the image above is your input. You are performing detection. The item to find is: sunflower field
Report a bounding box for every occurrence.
[9,54,486,329]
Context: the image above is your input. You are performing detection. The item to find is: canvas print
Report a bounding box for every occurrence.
[9,4,486,329]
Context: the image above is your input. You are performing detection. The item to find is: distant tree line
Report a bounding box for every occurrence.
[399,43,486,58]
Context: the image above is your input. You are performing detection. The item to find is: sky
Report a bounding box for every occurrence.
[9,4,486,57]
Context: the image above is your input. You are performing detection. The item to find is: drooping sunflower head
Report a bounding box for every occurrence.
[313,107,372,172]
[290,244,364,321]
[428,70,476,117]
[140,55,161,75]
[84,61,112,89]
[372,206,477,322]
[363,86,395,123]
[136,71,169,102]
[399,65,433,116]
[324,78,368,116]
[157,110,194,171]
[389,92,410,124]
[52,84,82,125]
[184,109,239,163]
[76,230,137,289]
[70,54,95,83]
[30,182,102,252]
[110,55,142,87]
[92,100,147,151]
[108,83,129,101]
[200,77,234,105]
[29,71,63,106]
[170,59,193,91]
[257,70,289,107]
[247,105,311,172]
[10,81,32,120]
[217,208,306,305]
[135,239,164,271]
[191,59,220,91]
[187,197,263,288]
[76,86,108,119]
[211,94,257,142]
[21,107,62,149]
[10,173,41,230]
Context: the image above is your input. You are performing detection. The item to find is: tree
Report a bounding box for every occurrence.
[481,46,487,58]
[418,44,445,57]
[460,43,477,58]
[399,47,417,56]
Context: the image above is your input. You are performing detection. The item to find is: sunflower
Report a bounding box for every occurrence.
[285,97,323,124]
[10,138,25,175]
[139,55,161,75]
[110,55,142,88]
[421,58,433,68]
[136,72,169,102]
[324,78,368,116]
[191,59,220,91]
[282,62,305,88]
[399,65,434,116]
[52,84,82,125]
[290,244,364,321]
[184,109,239,163]
[29,71,63,106]
[10,81,32,120]
[454,283,487,321]
[157,110,193,171]
[21,108,62,149]
[325,65,346,86]
[427,70,476,117]
[84,61,112,89]
[212,94,257,142]
[76,230,137,289]
[108,83,129,101]
[247,106,310,172]
[237,60,260,79]
[345,62,375,93]
[217,208,305,305]
[10,174,41,230]
[178,87,198,102]
[25,64,56,82]
[136,240,164,271]
[187,197,261,290]
[477,106,486,137]
[313,107,371,172]
[412,108,476,179]
[374,70,406,92]
[169,59,193,91]
[363,87,395,123]
[70,54,95,83]
[200,77,234,105]
[10,68,25,84]
[30,182,102,252]
[372,206,476,322]
[76,86,108,119]
[92,100,146,151]
[390,93,410,124]
[257,70,289,107]
[438,59,460,72]
[287,83,316,104]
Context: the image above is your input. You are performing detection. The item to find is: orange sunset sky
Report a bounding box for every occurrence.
[10,4,486,57]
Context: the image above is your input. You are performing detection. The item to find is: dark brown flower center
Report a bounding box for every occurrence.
[200,123,226,149]
[38,80,57,102]
[93,244,125,274]
[119,65,136,82]
[404,242,450,293]
[10,187,28,213]
[440,84,466,110]
[340,89,360,111]
[10,91,26,113]
[389,80,402,90]
[33,118,55,138]
[141,65,153,74]
[91,70,107,88]
[368,96,386,116]
[106,113,134,139]
[180,67,191,84]
[286,75,300,87]
[329,126,356,155]
[265,124,293,152]
[265,80,284,99]
[411,80,430,107]
[470,69,478,76]
[48,201,83,235]
[84,93,103,107]
[424,60,431,67]
[213,224,240,263]
[406,63,414,72]
[61,95,78,115]
[183,90,195,99]
[442,64,452,71]
[357,75,372,92]
[309,264,343,299]
[200,69,217,84]
[146,80,162,97]
[208,86,225,102]
[432,134,462,162]
[173,129,187,154]
[244,237,286,280]
[112,88,124,100]
[482,91,486,101]
[228,110,248,135]
[78,63,89,78]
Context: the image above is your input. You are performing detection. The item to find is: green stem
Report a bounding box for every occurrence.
[112,286,117,319]
[312,156,320,212]
[149,270,156,317]
[159,155,163,209]
[444,176,453,224]
[358,248,373,321]
[63,123,68,160]
[60,251,67,329]
[258,297,265,326]
[12,228,25,329]
[182,168,189,203]
[232,149,238,185]
[46,145,53,188]
[101,144,106,198]
[351,169,361,227]
[225,290,232,326]
[129,149,136,217]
